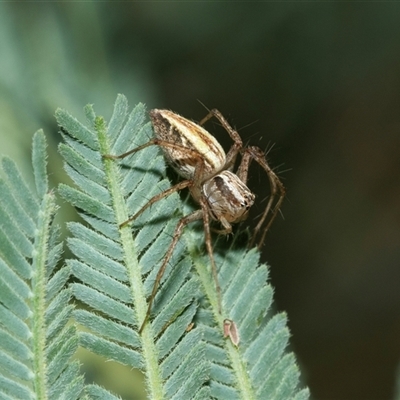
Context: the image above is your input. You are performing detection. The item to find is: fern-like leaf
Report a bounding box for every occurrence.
[57,95,309,399]
[57,96,206,399]
[183,214,310,399]
[0,131,83,399]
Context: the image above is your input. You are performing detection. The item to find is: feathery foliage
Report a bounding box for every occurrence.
[57,96,205,399]
[56,95,309,399]
[0,96,309,399]
[184,213,310,400]
[0,131,84,399]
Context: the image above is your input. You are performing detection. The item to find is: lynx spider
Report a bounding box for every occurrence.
[107,108,285,333]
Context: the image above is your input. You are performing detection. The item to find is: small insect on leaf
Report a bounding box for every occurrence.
[223,319,240,346]
[185,322,195,332]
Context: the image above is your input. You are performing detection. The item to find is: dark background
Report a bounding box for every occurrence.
[1,3,400,399]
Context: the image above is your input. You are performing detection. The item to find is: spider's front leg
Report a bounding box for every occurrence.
[198,108,243,169]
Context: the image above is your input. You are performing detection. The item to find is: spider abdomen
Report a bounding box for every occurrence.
[203,171,255,224]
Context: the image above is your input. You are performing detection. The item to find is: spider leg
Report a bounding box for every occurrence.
[236,146,252,184]
[139,209,203,334]
[198,108,242,169]
[104,139,201,161]
[211,227,232,235]
[200,196,223,313]
[120,180,191,227]
[244,146,285,249]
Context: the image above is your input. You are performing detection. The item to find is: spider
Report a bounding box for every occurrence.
[106,108,285,333]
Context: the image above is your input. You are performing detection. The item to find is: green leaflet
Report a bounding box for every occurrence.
[57,96,206,399]
[185,222,309,399]
[0,131,84,399]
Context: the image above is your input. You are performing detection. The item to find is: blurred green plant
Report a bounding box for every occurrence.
[0,132,84,399]
[0,95,309,399]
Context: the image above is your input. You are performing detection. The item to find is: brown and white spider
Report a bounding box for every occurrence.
[107,108,285,333]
